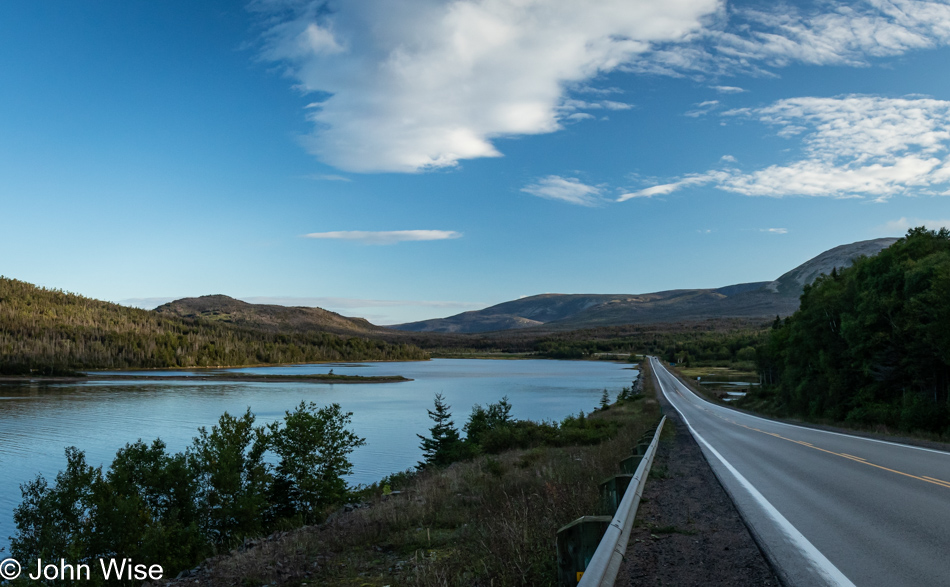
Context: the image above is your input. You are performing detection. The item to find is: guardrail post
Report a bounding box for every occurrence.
[634,442,650,456]
[619,455,642,474]
[556,516,613,586]
[598,474,633,515]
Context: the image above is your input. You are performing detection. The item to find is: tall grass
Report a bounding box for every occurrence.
[192,398,660,587]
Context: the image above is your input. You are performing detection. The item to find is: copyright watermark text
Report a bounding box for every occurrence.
[0,557,163,582]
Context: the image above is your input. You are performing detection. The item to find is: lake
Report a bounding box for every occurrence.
[0,358,636,552]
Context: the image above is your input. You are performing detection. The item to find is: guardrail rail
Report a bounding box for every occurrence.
[556,414,667,586]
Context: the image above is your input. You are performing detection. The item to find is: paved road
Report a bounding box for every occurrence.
[649,356,950,587]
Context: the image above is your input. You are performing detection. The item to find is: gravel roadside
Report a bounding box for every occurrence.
[616,407,780,586]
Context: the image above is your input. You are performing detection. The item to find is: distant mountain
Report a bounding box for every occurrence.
[155,295,380,335]
[392,238,899,334]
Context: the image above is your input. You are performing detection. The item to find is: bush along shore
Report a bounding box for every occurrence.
[147,383,657,587]
[8,377,657,586]
[9,402,366,586]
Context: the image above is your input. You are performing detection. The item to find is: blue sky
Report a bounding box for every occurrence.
[3,0,950,324]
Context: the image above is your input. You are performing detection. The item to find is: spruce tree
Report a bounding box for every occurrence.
[417,393,463,469]
[599,388,610,410]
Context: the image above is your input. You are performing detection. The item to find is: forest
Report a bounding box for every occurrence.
[753,228,950,433]
[0,277,427,374]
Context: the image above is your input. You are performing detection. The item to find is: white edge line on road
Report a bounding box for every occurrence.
[652,358,856,587]
[652,357,950,458]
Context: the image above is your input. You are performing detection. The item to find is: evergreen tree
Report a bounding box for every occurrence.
[268,402,365,523]
[417,393,464,468]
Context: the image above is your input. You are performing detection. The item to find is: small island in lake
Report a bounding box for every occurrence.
[0,372,411,384]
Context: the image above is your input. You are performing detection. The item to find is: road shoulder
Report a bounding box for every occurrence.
[617,411,780,586]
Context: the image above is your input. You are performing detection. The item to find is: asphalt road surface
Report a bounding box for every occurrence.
[650,356,950,587]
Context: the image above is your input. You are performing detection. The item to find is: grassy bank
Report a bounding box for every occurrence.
[163,390,660,586]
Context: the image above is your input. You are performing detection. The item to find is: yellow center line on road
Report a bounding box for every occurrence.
[680,389,950,492]
[922,476,950,489]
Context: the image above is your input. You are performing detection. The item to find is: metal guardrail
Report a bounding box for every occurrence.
[577,414,667,587]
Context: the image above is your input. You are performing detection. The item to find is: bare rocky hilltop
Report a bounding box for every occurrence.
[391,237,899,334]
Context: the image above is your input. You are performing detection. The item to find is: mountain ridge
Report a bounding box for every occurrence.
[391,237,899,334]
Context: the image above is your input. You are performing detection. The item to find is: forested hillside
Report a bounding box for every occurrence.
[756,228,950,433]
[0,278,427,373]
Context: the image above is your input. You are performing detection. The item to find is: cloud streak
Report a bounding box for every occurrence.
[521,175,603,206]
[303,230,462,244]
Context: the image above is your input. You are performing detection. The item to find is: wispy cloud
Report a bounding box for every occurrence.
[302,230,462,244]
[721,96,950,200]
[255,1,950,174]
[628,0,950,77]
[760,228,789,234]
[711,85,747,94]
[878,217,950,234]
[630,95,950,201]
[521,175,603,206]
[684,99,719,117]
[617,170,731,201]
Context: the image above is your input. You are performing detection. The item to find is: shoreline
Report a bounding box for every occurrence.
[0,373,412,384]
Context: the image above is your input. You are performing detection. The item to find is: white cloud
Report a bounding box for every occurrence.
[711,85,747,93]
[521,175,603,206]
[878,217,950,234]
[254,0,720,173]
[302,230,462,244]
[255,1,950,174]
[632,95,950,200]
[602,100,634,111]
[760,228,789,234]
[721,96,950,199]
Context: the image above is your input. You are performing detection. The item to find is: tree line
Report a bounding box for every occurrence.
[754,228,950,433]
[0,277,427,373]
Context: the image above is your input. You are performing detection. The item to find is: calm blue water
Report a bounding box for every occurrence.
[0,358,636,552]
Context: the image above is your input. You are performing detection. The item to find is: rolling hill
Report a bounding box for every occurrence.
[154,294,380,335]
[391,238,899,334]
